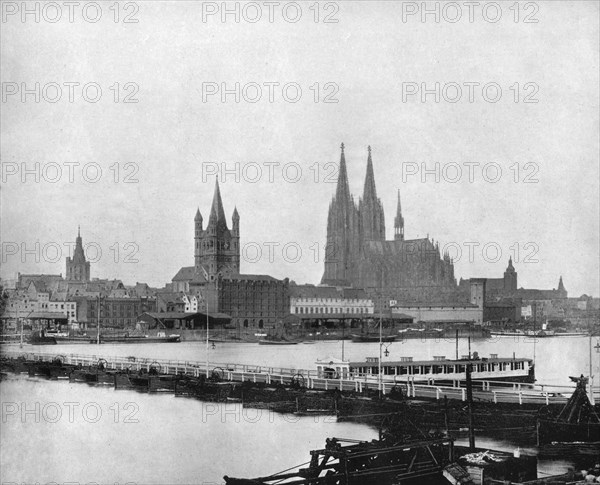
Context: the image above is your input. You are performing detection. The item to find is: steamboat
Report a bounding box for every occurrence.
[316,352,535,384]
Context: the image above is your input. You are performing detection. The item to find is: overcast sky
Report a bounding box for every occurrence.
[1,1,598,296]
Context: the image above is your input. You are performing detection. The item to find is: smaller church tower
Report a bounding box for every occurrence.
[231,206,240,272]
[394,189,404,241]
[557,276,567,298]
[66,226,91,282]
[503,257,517,293]
[194,208,203,269]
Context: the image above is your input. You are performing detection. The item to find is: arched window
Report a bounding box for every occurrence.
[243,319,249,328]
[258,320,264,329]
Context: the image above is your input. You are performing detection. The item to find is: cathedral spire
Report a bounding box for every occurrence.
[321,143,360,286]
[362,145,378,202]
[335,142,352,203]
[358,145,386,243]
[394,189,404,241]
[208,177,228,228]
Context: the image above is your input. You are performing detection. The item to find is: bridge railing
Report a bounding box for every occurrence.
[3,349,596,403]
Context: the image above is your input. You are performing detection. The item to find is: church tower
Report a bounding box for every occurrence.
[321,143,360,285]
[194,207,203,269]
[503,257,517,293]
[66,226,90,282]
[194,178,240,280]
[394,189,404,241]
[358,146,386,244]
[557,276,567,298]
[231,206,241,272]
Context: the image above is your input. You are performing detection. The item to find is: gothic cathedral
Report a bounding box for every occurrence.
[321,144,456,295]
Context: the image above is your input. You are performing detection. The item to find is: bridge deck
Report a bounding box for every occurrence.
[3,349,594,406]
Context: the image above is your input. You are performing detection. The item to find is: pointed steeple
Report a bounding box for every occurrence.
[72,227,86,263]
[208,177,228,228]
[359,145,386,242]
[558,276,565,292]
[503,257,517,292]
[195,207,203,222]
[66,227,90,282]
[394,189,404,241]
[507,257,515,272]
[232,206,239,221]
[322,142,361,286]
[362,145,378,202]
[335,142,352,203]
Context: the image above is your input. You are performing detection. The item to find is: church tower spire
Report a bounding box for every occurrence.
[503,257,517,292]
[66,227,90,282]
[208,177,228,230]
[363,146,378,202]
[394,189,404,241]
[359,145,386,243]
[336,142,352,204]
[321,143,360,286]
[194,208,203,269]
[195,177,240,277]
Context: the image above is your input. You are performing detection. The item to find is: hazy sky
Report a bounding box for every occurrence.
[1,1,599,296]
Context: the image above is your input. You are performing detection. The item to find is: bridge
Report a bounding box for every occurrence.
[3,349,596,407]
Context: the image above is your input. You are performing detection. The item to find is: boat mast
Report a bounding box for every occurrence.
[96,295,100,345]
[378,295,383,398]
[466,357,475,450]
[532,302,537,365]
[341,317,345,361]
[206,276,217,378]
[206,289,209,378]
[455,329,459,360]
[590,335,595,405]
[595,340,600,406]
[18,299,22,348]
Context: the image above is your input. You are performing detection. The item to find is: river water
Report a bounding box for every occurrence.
[8,334,598,385]
[1,336,597,484]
